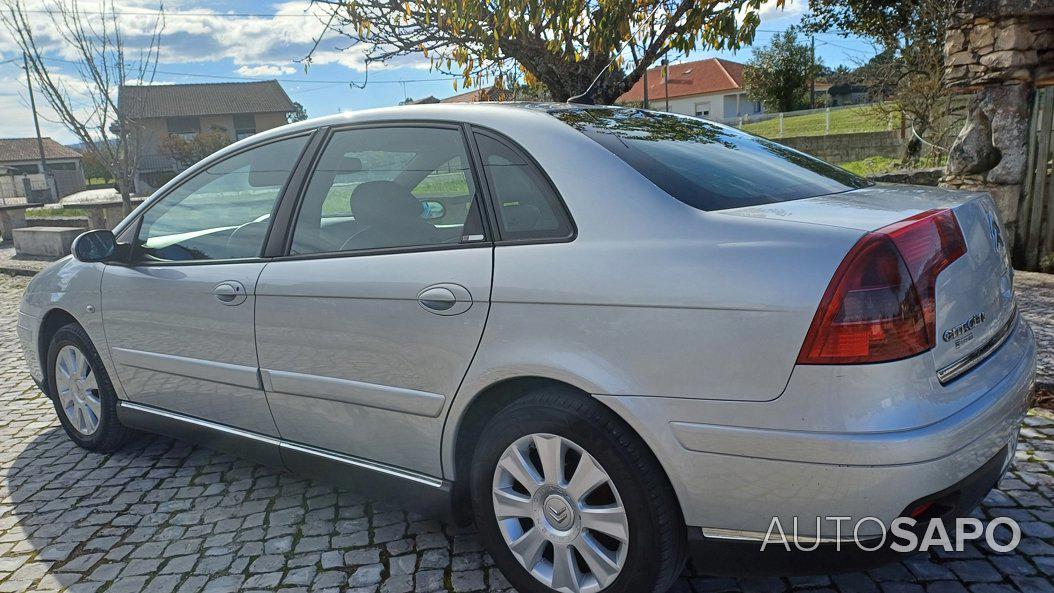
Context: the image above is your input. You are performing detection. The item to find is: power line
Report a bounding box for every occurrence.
[20,9,321,19]
[816,40,875,56]
[8,55,462,86]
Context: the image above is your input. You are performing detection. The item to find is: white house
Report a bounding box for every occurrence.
[617,58,764,121]
[0,137,82,176]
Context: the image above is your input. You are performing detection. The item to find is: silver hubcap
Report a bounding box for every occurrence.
[492,434,629,593]
[55,345,101,435]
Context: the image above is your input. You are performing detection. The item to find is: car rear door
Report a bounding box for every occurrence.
[254,123,493,476]
[102,133,314,436]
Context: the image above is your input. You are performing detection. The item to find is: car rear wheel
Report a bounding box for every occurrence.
[46,323,133,452]
[471,388,686,593]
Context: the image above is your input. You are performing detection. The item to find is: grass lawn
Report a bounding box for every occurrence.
[740,104,901,139]
[838,155,947,177]
[837,156,902,177]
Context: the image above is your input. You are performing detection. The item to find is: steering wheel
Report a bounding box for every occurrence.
[338,226,373,252]
[225,219,268,254]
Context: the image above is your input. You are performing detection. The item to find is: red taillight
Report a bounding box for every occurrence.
[798,209,966,365]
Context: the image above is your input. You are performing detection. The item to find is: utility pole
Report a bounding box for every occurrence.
[642,15,653,110]
[643,65,650,110]
[662,58,670,112]
[809,36,816,109]
[23,52,54,203]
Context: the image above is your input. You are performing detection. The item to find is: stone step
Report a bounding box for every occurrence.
[12,226,82,257]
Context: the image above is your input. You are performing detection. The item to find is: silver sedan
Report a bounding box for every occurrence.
[18,104,1035,593]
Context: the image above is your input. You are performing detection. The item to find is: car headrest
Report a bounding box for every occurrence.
[350,181,422,224]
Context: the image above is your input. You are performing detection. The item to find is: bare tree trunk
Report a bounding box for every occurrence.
[116,179,133,215]
[0,0,163,221]
[902,119,929,165]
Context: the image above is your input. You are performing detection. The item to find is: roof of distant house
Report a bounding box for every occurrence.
[439,87,513,103]
[0,137,81,163]
[118,81,295,119]
[405,96,441,105]
[617,58,746,103]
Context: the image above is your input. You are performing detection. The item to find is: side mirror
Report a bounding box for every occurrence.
[72,229,118,263]
[421,200,446,220]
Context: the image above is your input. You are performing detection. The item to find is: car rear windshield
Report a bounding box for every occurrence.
[551,107,872,211]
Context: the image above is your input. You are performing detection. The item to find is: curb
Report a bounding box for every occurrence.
[0,265,39,277]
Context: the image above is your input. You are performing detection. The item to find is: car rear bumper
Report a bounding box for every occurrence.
[685,443,1012,575]
[595,316,1035,539]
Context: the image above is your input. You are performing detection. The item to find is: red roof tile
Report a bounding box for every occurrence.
[618,58,745,103]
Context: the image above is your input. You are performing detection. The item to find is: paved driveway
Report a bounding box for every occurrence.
[0,273,1052,593]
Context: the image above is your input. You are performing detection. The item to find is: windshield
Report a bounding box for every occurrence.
[551,107,872,211]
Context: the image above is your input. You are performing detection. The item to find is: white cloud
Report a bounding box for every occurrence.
[0,71,82,143]
[758,0,804,19]
[237,64,296,76]
[0,0,417,81]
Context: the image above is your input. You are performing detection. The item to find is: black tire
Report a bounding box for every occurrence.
[470,387,687,593]
[46,322,133,452]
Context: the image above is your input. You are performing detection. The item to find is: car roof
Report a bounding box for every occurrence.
[115,102,614,236]
[252,101,617,141]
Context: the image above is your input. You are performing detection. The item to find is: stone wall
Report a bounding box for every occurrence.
[869,168,944,186]
[944,14,1051,88]
[941,0,1054,262]
[775,131,906,164]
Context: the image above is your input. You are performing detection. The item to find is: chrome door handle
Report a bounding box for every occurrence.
[212,281,247,305]
[417,284,473,316]
[418,287,457,311]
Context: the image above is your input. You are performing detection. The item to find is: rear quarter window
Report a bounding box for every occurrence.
[552,108,871,211]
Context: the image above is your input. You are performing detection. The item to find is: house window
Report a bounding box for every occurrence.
[233,114,257,140]
[166,116,200,141]
[694,102,711,118]
[7,164,40,174]
[46,162,77,171]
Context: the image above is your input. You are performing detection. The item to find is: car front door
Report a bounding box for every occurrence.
[254,124,492,476]
[102,133,312,436]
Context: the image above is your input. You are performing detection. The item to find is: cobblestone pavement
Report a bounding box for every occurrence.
[0,272,1053,593]
[0,243,48,277]
[1018,272,1054,387]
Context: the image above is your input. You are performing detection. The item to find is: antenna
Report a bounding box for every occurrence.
[567,3,666,105]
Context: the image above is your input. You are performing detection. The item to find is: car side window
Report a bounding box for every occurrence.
[290,126,485,255]
[473,132,572,241]
[135,135,309,262]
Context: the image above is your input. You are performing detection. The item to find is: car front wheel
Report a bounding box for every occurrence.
[46,322,133,452]
[471,388,686,593]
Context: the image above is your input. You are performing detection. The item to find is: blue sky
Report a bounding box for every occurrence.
[0,0,878,144]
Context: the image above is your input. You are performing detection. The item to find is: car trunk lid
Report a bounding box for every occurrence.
[721,184,1016,381]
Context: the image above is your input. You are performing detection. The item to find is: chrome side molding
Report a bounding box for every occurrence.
[700,527,875,544]
[117,401,444,489]
[278,440,443,488]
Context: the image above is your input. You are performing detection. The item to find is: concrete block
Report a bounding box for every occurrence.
[13,226,82,257]
[0,204,27,241]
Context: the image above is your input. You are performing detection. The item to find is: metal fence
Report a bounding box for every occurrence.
[716,103,900,138]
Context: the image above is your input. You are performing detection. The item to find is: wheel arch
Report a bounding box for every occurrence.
[444,375,681,527]
[36,307,81,395]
